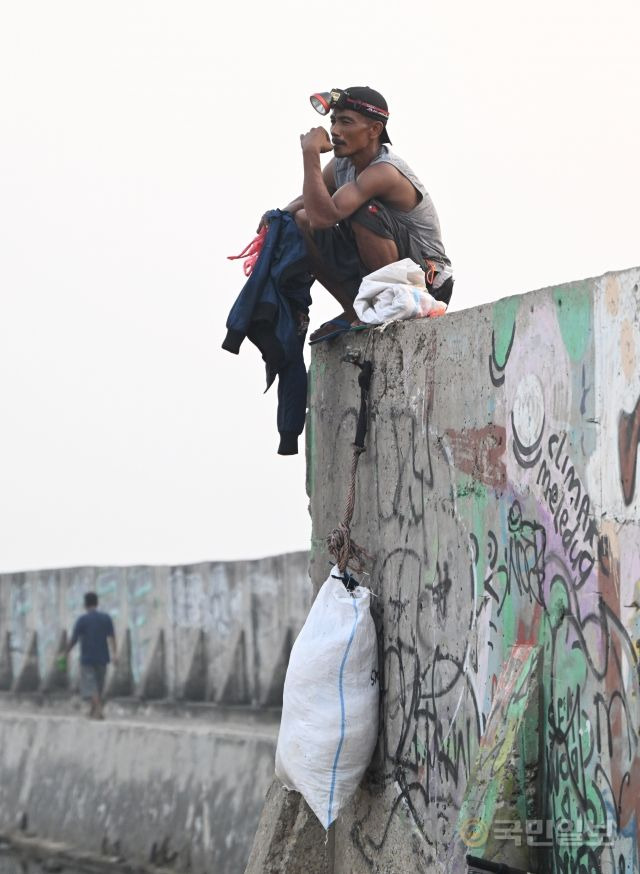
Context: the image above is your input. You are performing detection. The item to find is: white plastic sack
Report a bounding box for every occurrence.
[275,565,379,828]
[353,257,447,325]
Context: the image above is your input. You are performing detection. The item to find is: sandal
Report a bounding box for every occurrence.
[308,317,354,345]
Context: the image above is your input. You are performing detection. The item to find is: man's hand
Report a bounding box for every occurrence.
[300,127,333,155]
[256,212,270,233]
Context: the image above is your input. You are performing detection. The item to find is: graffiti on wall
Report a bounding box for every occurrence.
[315,272,640,873]
[0,555,310,703]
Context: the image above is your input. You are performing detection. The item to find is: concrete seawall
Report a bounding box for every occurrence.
[0,551,310,705]
[295,266,640,873]
[4,267,640,874]
[0,703,278,874]
[0,552,311,874]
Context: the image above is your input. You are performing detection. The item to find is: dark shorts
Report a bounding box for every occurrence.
[311,199,454,305]
[80,663,107,699]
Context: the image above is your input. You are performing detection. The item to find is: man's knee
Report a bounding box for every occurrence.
[293,208,310,233]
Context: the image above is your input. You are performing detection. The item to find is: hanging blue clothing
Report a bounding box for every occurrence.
[222,210,313,455]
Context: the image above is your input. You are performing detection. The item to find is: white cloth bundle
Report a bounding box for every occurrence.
[354,257,447,325]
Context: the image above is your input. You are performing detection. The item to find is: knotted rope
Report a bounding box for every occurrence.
[327,360,373,575]
[227,225,268,276]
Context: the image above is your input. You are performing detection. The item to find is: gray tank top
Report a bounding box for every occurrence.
[334,146,451,270]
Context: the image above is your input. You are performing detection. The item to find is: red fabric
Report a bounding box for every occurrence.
[227,226,268,277]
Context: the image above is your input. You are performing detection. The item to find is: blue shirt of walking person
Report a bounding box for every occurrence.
[71,610,115,666]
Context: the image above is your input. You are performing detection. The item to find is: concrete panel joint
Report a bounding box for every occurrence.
[180,629,208,702]
[138,629,167,700]
[13,631,40,693]
[260,627,294,708]
[215,627,250,706]
[42,630,69,692]
[0,631,13,690]
[106,628,135,698]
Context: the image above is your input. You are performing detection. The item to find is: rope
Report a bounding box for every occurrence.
[227,226,268,276]
[327,445,369,574]
[327,360,373,576]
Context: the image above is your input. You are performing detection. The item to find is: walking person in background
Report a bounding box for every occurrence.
[66,592,117,719]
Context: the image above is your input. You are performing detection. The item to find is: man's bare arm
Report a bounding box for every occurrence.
[303,159,402,229]
[281,195,304,215]
[321,159,337,196]
[300,126,411,228]
[65,622,79,656]
[275,160,337,225]
[108,634,117,664]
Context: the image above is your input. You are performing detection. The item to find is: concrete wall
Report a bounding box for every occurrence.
[307,267,640,873]
[0,551,310,705]
[0,706,278,874]
[0,552,312,874]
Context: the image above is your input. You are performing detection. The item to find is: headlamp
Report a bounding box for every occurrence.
[309,89,389,123]
[309,90,344,116]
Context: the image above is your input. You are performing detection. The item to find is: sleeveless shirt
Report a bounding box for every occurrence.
[333,146,452,272]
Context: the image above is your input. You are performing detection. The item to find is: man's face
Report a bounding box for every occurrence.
[330,110,378,156]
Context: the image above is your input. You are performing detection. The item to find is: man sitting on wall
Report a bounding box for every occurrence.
[261,86,454,343]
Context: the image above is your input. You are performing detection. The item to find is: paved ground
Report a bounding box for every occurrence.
[0,694,280,740]
[0,696,281,874]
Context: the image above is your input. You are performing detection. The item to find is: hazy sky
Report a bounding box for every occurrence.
[1,1,639,572]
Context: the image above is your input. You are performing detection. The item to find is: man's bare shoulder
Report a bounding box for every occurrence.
[352,160,416,208]
[354,160,408,195]
[358,160,401,183]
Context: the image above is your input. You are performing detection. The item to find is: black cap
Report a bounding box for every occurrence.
[343,86,391,144]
